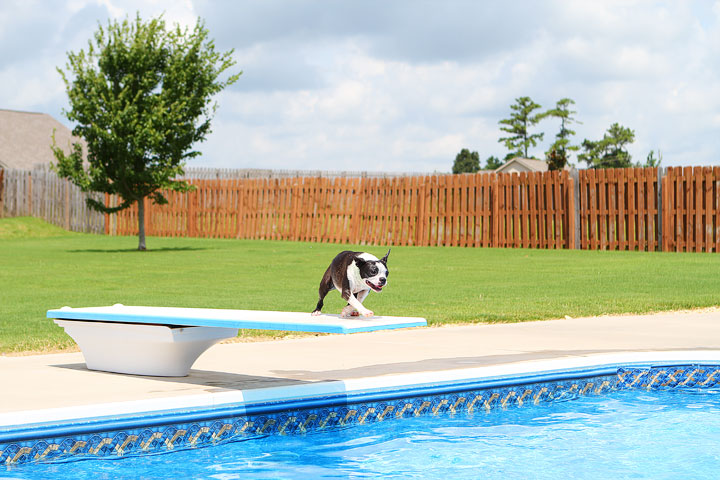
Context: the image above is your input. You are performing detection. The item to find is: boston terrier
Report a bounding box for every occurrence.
[311,249,390,318]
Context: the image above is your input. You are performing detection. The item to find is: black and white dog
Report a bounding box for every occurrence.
[311,250,390,318]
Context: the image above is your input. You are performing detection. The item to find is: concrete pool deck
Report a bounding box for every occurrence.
[2,308,720,417]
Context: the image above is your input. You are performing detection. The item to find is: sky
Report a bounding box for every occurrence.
[2,0,720,173]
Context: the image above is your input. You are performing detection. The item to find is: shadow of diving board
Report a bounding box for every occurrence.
[47,305,428,377]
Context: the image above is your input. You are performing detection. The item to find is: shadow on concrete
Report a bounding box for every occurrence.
[52,347,703,393]
[52,363,316,392]
[269,349,644,380]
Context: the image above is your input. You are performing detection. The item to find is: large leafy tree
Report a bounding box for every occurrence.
[544,98,581,170]
[498,96,544,159]
[52,14,240,250]
[578,123,635,169]
[452,148,481,174]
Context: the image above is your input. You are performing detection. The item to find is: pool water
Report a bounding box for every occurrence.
[5,388,720,479]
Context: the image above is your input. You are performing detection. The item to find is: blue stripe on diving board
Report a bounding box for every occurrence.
[46,306,427,334]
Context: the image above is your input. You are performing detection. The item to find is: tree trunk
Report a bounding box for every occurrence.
[137,197,147,251]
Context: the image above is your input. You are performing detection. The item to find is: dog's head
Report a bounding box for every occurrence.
[355,249,390,292]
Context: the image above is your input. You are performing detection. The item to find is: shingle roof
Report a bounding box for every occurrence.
[495,157,549,173]
[0,109,85,170]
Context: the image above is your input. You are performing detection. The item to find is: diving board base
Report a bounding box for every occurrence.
[53,320,238,377]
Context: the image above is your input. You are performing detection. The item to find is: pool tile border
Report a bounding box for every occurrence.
[4,358,720,466]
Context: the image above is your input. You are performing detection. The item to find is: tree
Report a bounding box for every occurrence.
[498,96,544,159]
[544,98,581,170]
[484,155,503,170]
[503,151,517,162]
[52,14,240,250]
[643,150,662,168]
[546,147,567,171]
[578,123,635,169]
[452,148,480,174]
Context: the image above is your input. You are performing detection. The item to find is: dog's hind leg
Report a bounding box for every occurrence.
[311,266,334,315]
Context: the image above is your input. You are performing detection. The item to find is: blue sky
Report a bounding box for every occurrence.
[2,0,720,172]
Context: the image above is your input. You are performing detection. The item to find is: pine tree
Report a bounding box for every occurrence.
[544,98,580,170]
[578,123,635,169]
[498,96,544,159]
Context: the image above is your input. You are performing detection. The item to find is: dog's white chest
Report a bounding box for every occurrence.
[346,263,367,293]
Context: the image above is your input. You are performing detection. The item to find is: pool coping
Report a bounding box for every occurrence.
[4,349,720,465]
[4,349,720,437]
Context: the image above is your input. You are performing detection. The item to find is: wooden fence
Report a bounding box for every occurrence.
[4,166,720,252]
[108,171,576,249]
[0,168,105,233]
[662,166,720,253]
[578,167,659,251]
[0,169,4,216]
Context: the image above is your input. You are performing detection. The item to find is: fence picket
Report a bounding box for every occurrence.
[683,166,692,252]
[695,167,704,252]
[715,167,720,253]
[704,166,712,252]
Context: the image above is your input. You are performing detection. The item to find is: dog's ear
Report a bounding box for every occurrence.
[354,255,367,267]
[380,248,390,264]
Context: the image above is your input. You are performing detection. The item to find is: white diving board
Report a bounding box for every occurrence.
[47,305,428,334]
[48,305,427,377]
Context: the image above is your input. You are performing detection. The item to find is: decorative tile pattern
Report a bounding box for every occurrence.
[3,365,719,466]
[616,365,720,390]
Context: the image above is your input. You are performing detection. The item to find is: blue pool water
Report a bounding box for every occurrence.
[5,388,720,479]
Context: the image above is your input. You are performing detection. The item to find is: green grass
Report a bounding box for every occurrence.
[2,217,720,353]
[0,216,74,239]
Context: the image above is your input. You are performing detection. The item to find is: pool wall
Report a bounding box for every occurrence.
[3,354,720,466]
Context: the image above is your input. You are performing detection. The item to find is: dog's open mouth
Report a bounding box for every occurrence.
[366,280,383,292]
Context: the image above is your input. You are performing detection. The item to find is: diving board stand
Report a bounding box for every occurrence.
[47,305,427,377]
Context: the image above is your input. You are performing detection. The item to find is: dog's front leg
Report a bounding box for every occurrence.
[341,304,357,317]
[341,290,369,317]
[356,289,369,303]
[344,294,373,318]
[342,288,373,318]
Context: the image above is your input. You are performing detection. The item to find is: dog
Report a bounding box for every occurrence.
[311,249,390,318]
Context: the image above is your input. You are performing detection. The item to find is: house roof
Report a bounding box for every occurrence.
[0,109,85,170]
[495,157,549,173]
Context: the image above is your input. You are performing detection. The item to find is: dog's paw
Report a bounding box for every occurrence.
[311,310,321,316]
[350,311,360,316]
[361,310,374,318]
[341,305,356,318]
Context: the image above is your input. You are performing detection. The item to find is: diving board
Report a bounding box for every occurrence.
[48,305,427,377]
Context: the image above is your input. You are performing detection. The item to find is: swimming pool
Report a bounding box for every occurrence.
[2,352,720,477]
[7,388,720,479]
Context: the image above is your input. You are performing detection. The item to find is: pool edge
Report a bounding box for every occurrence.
[4,350,720,465]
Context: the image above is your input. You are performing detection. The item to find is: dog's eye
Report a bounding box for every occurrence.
[370,266,378,275]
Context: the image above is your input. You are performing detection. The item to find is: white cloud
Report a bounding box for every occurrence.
[0,63,65,111]
[3,0,720,172]
[103,0,197,29]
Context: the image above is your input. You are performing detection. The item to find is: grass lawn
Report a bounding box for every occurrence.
[2,216,720,354]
